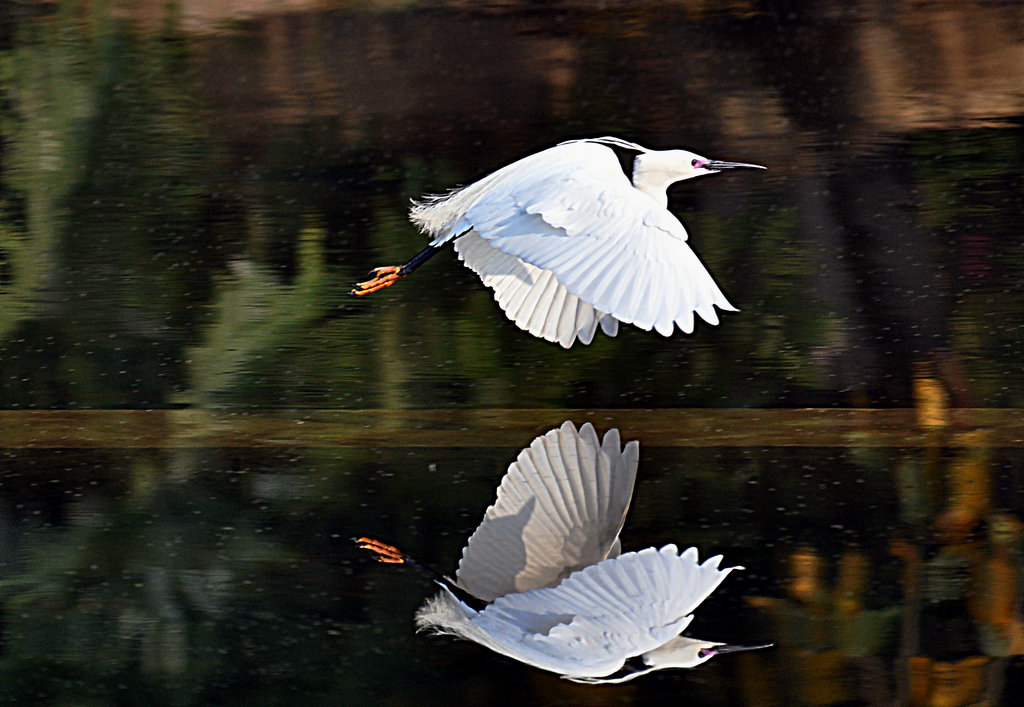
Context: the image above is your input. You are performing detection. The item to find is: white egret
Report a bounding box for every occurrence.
[355,421,771,683]
[350,137,764,347]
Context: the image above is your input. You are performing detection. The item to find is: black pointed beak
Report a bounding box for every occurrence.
[703,160,766,171]
[704,639,774,655]
[706,642,774,656]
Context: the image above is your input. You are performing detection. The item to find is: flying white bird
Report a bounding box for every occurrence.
[350,137,764,347]
[355,421,770,683]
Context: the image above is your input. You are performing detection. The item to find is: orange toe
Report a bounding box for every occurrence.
[350,266,402,296]
[355,537,407,564]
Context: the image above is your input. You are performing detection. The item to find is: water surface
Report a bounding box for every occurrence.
[2,1,1023,704]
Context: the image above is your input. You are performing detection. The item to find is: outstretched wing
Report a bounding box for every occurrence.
[418,140,735,337]
[455,421,638,602]
[452,545,738,679]
[454,232,618,348]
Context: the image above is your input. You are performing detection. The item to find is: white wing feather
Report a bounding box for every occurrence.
[411,141,735,340]
[454,232,618,347]
[455,421,638,602]
[417,545,738,680]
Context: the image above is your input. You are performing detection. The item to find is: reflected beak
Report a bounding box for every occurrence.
[703,160,766,171]
[704,641,774,657]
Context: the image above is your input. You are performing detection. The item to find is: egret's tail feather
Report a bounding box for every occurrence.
[411,187,476,241]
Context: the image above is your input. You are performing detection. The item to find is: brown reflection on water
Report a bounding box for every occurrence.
[740,425,1024,706]
[182,2,1024,158]
[2,408,1024,448]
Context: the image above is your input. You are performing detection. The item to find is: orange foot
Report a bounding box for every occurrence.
[355,536,408,564]
[350,266,403,296]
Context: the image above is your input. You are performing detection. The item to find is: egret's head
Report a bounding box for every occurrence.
[631,149,765,205]
[642,635,773,670]
[641,636,720,669]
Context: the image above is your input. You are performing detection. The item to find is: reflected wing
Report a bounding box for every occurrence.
[455,421,638,602]
[466,545,738,679]
[454,232,618,348]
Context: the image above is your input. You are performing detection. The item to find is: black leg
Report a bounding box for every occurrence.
[349,229,471,296]
[397,244,443,277]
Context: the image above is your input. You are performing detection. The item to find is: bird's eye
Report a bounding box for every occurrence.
[691,159,700,167]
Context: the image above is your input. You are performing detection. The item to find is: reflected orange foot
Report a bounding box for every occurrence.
[349,266,403,296]
[355,536,408,564]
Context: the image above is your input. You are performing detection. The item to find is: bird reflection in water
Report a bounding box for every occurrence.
[356,421,771,683]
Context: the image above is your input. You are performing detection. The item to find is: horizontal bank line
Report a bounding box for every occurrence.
[0,409,1019,448]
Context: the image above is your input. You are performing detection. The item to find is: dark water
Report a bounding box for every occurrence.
[1,2,1023,705]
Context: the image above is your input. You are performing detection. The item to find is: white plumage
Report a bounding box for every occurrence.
[351,137,764,348]
[453,420,638,602]
[357,421,770,683]
[452,232,619,346]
